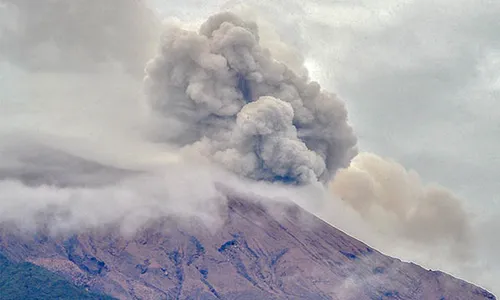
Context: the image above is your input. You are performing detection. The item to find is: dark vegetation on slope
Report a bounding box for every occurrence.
[0,252,114,300]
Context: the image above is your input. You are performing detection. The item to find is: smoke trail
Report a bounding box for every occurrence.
[330,152,472,258]
[144,12,358,185]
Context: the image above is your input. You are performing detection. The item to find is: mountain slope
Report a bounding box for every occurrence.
[0,196,495,300]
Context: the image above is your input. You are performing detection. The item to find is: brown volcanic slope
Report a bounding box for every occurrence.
[0,196,495,300]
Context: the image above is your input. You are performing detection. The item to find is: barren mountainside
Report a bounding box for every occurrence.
[0,196,495,300]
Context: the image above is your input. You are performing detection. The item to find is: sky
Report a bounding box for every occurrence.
[0,0,498,293]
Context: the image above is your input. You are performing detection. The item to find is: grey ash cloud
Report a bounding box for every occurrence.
[144,12,357,185]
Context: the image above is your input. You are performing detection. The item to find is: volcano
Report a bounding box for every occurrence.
[0,194,495,300]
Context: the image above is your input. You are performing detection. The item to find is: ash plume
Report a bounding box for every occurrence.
[144,12,358,185]
[330,152,472,258]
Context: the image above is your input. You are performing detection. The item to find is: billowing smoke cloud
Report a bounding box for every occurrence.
[144,12,357,184]
[330,152,472,258]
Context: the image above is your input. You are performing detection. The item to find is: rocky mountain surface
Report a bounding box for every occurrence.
[0,196,495,300]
